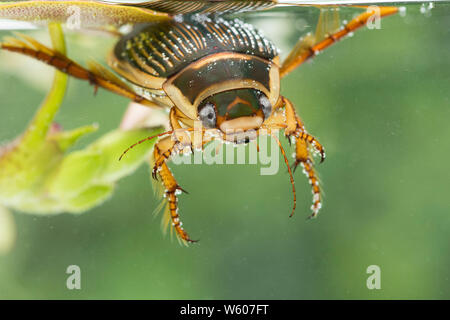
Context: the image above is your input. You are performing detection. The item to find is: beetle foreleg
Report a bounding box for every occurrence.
[264,97,324,218]
[152,136,196,244]
[283,97,323,219]
[151,122,215,244]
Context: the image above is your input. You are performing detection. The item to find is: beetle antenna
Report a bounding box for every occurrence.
[270,132,297,218]
[119,127,198,161]
[118,130,174,161]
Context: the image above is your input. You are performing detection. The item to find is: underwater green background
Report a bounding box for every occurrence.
[0,3,449,299]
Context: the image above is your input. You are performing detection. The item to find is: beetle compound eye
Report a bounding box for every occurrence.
[257,92,272,119]
[198,102,217,128]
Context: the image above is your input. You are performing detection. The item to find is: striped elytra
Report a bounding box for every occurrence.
[112,16,279,83]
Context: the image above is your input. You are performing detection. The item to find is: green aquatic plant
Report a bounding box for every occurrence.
[0,23,161,252]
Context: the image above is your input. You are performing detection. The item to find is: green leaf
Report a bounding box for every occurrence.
[46,149,104,200]
[64,184,114,213]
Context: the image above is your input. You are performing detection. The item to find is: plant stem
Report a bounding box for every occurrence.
[20,22,68,149]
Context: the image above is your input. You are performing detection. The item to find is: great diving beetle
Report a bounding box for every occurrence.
[0,1,398,243]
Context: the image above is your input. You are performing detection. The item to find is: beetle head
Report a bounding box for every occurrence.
[197,89,271,135]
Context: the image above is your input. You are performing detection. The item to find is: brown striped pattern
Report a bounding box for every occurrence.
[113,17,279,80]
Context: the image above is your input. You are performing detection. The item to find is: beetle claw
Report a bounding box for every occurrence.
[151,167,159,181]
[290,160,300,173]
[319,150,326,164]
[177,185,189,194]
